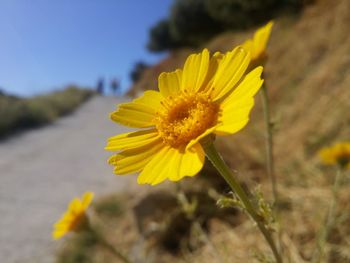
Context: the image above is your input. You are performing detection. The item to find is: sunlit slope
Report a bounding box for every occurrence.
[128,0,350,172]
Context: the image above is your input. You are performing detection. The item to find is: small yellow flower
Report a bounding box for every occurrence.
[106,47,264,185]
[319,142,350,169]
[52,192,94,240]
[242,21,273,62]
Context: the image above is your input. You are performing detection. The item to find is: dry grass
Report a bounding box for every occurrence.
[57,0,350,262]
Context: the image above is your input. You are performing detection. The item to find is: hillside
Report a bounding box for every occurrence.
[122,0,350,261]
[128,0,350,170]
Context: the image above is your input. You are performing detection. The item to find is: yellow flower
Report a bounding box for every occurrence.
[242,21,273,62]
[52,192,94,240]
[319,142,350,169]
[106,47,264,185]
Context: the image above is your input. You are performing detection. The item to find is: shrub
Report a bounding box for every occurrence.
[147,19,180,52]
[130,61,149,83]
[168,0,223,47]
[0,86,94,139]
[147,0,308,52]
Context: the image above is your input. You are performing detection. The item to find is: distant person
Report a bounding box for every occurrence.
[110,78,120,96]
[96,78,104,95]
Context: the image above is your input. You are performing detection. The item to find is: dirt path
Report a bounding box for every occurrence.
[0,96,134,263]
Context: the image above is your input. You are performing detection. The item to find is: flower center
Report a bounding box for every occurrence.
[337,153,350,168]
[154,91,219,148]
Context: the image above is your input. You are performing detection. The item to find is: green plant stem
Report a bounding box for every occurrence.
[260,84,278,204]
[203,142,282,263]
[312,168,343,263]
[260,84,283,256]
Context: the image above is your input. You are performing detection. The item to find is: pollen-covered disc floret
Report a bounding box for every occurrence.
[154,91,219,148]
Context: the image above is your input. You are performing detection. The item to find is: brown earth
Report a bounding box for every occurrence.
[128,0,350,172]
[122,0,350,262]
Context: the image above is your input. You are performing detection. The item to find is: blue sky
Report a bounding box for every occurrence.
[0,0,173,96]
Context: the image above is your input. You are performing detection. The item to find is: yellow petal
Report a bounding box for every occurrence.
[215,67,263,135]
[112,139,164,175]
[53,222,69,229]
[132,90,163,110]
[108,154,118,165]
[158,69,182,97]
[52,229,67,240]
[68,198,82,213]
[181,49,210,92]
[319,148,336,164]
[110,91,162,128]
[252,21,273,59]
[137,145,204,185]
[186,126,217,150]
[53,226,70,234]
[241,39,253,56]
[105,129,159,151]
[52,192,93,241]
[201,52,222,93]
[319,142,350,167]
[177,143,205,181]
[214,116,250,135]
[136,146,170,185]
[111,105,154,128]
[221,66,263,105]
[209,47,250,101]
[56,215,71,226]
[213,51,224,61]
[81,192,94,209]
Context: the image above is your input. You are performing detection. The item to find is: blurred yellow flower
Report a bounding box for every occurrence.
[52,192,94,240]
[106,47,263,185]
[319,142,350,169]
[242,21,273,62]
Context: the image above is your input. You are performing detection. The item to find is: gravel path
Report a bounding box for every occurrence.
[0,96,133,263]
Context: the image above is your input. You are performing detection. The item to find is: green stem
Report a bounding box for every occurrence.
[312,168,343,263]
[260,84,283,255]
[260,84,278,204]
[202,142,282,263]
